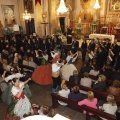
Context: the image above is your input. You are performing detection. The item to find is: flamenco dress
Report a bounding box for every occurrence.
[32,56,53,85]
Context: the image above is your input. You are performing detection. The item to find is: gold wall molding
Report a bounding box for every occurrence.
[80,0,91,9]
[76,10,93,23]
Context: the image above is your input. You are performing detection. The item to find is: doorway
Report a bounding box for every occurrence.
[25,18,35,34]
[59,17,65,33]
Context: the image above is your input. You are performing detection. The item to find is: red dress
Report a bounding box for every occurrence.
[32,57,53,85]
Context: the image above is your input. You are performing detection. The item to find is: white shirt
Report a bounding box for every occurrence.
[51,52,59,58]
[101,103,117,120]
[58,89,70,106]
[21,115,53,120]
[66,55,72,63]
[80,77,92,94]
[11,82,24,96]
[89,70,100,76]
[4,73,24,82]
[52,63,61,74]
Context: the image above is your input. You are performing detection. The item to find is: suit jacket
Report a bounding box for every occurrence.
[81,42,87,51]
[93,81,106,92]
[89,42,95,52]
[72,41,79,48]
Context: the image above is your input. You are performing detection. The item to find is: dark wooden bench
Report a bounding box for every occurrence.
[65,81,120,106]
[19,64,35,72]
[79,72,113,86]
[51,93,116,120]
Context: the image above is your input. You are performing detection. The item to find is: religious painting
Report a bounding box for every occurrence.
[1,5,16,27]
[109,0,120,12]
[23,0,34,13]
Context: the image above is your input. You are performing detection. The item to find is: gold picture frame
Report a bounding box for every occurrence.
[23,0,34,13]
[108,0,120,12]
[1,5,16,27]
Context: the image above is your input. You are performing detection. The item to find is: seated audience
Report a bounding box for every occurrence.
[68,86,83,102]
[78,91,98,115]
[89,66,100,76]
[80,62,92,73]
[58,83,70,106]
[80,72,92,94]
[28,57,37,69]
[99,94,118,120]
[107,80,120,97]
[13,53,19,66]
[32,104,55,117]
[92,74,106,92]
[69,70,80,84]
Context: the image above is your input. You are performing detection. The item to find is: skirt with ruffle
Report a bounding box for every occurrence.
[32,64,53,85]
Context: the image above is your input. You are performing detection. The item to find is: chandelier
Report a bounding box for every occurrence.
[22,10,31,21]
[57,0,68,13]
[93,0,100,9]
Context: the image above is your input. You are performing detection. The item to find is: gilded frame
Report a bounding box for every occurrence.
[1,5,16,27]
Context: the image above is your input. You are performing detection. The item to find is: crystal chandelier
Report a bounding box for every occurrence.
[93,0,100,9]
[57,0,68,13]
[22,10,31,21]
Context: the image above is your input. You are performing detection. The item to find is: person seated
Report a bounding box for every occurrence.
[78,91,98,116]
[68,86,83,102]
[92,74,106,92]
[100,65,112,79]
[80,62,92,73]
[69,70,80,84]
[58,83,70,106]
[32,104,55,117]
[80,72,92,94]
[99,94,118,120]
[28,57,37,69]
[107,80,120,97]
[89,66,100,76]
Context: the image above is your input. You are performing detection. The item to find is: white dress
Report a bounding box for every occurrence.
[11,82,31,118]
[61,64,77,81]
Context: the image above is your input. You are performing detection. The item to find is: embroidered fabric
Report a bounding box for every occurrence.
[14,96,31,118]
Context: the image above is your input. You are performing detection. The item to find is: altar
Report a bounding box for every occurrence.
[89,34,115,43]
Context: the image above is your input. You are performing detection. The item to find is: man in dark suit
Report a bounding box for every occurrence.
[81,39,87,62]
[111,39,119,67]
[88,39,95,52]
[72,37,79,51]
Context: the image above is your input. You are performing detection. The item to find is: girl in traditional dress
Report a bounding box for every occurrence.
[32,50,53,85]
[6,78,33,119]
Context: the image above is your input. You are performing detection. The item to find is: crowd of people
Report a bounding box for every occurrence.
[0,33,120,120]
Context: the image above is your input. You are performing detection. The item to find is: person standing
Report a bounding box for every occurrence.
[6,78,33,119]
[81,39,87,62]
[51,56,64,93]
[32,50,53,85]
